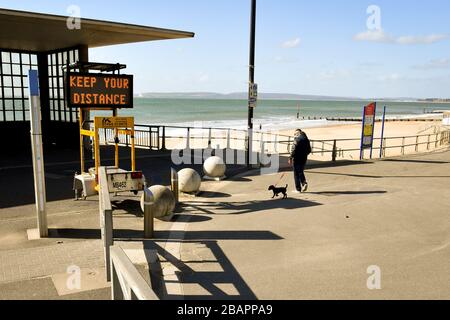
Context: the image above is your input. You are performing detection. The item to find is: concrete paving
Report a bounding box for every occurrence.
[0,148,449,300]
[168,149,450,300]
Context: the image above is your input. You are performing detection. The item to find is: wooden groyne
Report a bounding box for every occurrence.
[298,116,442,123]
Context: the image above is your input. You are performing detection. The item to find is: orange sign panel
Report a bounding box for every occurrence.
[65,72,133,109]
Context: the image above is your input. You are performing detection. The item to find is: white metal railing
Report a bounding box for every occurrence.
[98,167,113,282]
[98,167,158,300]
[92,122,450,162]
[110,246,159,300]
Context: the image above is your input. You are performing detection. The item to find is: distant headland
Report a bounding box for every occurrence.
[135,92,449,102]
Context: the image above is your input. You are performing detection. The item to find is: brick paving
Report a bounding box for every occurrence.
[0,240,104,284]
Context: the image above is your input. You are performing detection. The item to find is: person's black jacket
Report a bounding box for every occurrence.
[290,133,312,162]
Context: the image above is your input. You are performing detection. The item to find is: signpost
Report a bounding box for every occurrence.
[65,72,133,109]
[28,70,48,238]
[247,0,257,168]
[360,102,377,160]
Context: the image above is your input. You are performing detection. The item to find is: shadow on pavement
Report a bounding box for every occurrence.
[49,212,281,300]
[183,197,322,216]
[50,229,282,242]
[309,190,387,196]
[382,159,450,164]
[196,191,232,199]
[174,214,213,223]
[311,171,450,179]
[111,199,143,217]
[142,238,282,300]
[0,147,247,209]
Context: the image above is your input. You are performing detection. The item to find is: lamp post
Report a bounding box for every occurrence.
[247,0,257,168]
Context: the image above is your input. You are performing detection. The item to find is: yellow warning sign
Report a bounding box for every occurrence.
[94,117,134,129]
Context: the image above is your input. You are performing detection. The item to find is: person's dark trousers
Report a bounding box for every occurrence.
[293,159,307,191]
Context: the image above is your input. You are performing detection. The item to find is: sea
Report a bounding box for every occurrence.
[118,98,450,132]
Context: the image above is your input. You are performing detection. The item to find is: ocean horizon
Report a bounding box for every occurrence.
[115,98,450,131]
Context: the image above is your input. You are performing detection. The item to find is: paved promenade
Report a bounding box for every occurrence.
[171,149,450,299]
[0,148,449,299]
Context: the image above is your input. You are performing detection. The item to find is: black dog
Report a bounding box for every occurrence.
[268,184,288,199]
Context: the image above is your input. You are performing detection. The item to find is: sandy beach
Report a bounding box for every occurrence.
[280,120,446,160]
[156,120,448,161]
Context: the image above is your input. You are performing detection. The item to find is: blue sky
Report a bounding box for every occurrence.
[1,0,450,98]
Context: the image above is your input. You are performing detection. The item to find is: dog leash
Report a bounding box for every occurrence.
[274,173,287,187]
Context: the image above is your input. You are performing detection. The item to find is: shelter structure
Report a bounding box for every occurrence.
[0,8,194,151]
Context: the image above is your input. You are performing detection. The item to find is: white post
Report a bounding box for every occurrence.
[186,128,191,150]
[274,134,278,153]
[28,70,48,238]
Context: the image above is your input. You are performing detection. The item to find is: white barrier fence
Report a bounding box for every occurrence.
[98,167,158,300]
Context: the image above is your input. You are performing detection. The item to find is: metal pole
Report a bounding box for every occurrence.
[332,140,337,162]
[247,0,257,168]
[161,126,166,151]
[143,188,154,239]
[379,106,387,159]
[369,103,377,160]
[171,168,179,205]
[208,128,212,149]
[360,106,366,161]
[28,70,48,238]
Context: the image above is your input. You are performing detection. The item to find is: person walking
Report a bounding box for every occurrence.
[289,129,311,193]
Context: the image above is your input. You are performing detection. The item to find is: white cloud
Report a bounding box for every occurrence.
[413,58,450,70]
[353,30,449,45]
[282,37,301,48]
[396,34,449,45]
[354,29,392,43]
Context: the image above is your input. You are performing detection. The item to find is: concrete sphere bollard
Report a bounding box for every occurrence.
[140,185,176,220]
[203,156,226,178]
[178,168,201,193]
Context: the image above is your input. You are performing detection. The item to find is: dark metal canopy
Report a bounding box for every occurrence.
[0,8,195,52]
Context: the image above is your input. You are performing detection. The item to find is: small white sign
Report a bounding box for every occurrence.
[249,83,258,108]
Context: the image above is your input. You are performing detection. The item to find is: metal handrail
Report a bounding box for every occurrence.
[278,130,450,158]
[90,121,450,161]
[110,246,159,300]
[99,167,113,282]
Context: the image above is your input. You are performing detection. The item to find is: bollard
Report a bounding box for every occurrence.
[143,188,154,239]
[171,168,179,205]
[227,129,231,149]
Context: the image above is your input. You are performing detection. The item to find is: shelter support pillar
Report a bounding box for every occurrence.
[37,52,50,147]
[78,45,91,155]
